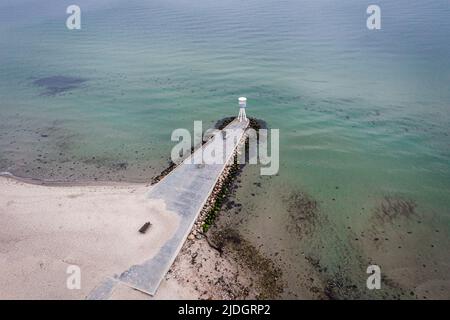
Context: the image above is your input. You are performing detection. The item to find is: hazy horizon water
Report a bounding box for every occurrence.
[1,0,449,298]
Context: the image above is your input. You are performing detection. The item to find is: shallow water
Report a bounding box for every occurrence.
[1,0,449,298]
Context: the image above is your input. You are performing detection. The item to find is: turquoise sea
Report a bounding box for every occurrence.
[1,0,449,298]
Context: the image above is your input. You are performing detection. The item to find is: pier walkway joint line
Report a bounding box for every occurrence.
[88,118,249,299]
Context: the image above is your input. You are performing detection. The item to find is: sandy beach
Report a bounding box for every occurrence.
[0,176,194,299]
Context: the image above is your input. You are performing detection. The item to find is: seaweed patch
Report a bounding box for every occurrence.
[305,255,408,299]
[207,228,283,299]
[285,191,321,238]
[33,76,87,96]
[374,196,417,223]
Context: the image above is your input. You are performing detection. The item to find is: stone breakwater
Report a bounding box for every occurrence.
[188,129,249,240]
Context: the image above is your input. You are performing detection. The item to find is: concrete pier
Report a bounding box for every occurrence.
[88,118,249,299]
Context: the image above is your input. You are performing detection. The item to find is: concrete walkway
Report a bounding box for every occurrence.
[88,118,249,299]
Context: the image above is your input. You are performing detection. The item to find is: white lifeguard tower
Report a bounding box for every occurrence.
[238,97,247,122]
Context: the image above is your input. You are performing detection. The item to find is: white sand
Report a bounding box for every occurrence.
[0,176,197,300]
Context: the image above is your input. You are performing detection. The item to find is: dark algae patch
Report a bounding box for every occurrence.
[207,228,283,299]
[282,189,412,299]
[33,76,87,96]
[374,196,417,223]
[305,256,360,300]
[285,191,321,238]
[304,255,408,300]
